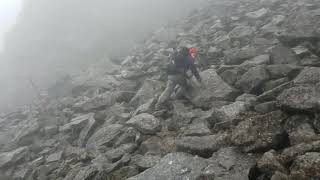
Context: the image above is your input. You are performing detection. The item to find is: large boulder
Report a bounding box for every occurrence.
[231,111,288,152]
[277,84,320,111]
[129,79,164,108]
[126,113,161,135]
[176,133,228,158]
[190,69,238,108]
[203,147,258,180]
[127,153,209,180]
[294,67,320,85]
[270,45,299,65]
[290,152,320,179]
[0,147,29,168]
[236,65,270,94]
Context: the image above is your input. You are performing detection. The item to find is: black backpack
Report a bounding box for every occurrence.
[166,47,189,74]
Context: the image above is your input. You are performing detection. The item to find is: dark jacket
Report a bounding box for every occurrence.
[168,53,202,82]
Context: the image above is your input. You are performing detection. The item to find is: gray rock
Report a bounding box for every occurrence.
[59,113,96,147]
[240,54,270,67]
[236,93,258,106]
[266,64,301,79]
[236,65,270,94]
[277,84,320,111]
[300,55,320,67]
[182,123,211,137]
[73,92,118,111]
[263,77,290,92]
[258,81,294,102]
[270,45,299,65]
[228,25,255,39]
[220,68,243,86]
[224,47,257,65]
[289,152,320,179]
[190,69,238,108]
[254,101,278,114]
[86,124,124,150]
[133,98,156,116]
[176,133,228,158]
[131,154,161,170]
[246,8,269,19]
[46,151,63,163]
[231,111,288,152]
[110,166,139,180]
[128,153,208,180]
[292,45,311,58]
[257,150,287,174]
[0,147,29,168]
[126,113,161,135]
[294,67,320,85]
[203,147,257,180]
[280,143,314,164]
[129,79,164,108]
[105,143,137,162]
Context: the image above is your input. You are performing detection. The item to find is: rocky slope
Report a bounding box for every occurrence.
[1,0,320,179]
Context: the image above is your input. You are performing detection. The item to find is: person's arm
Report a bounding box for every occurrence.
[190,59,202,82]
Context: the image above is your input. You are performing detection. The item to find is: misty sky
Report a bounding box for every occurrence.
[0,0,22,51]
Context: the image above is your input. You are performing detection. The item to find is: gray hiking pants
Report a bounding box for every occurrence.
[157,74,191,106]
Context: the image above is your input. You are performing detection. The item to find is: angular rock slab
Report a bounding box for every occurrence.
[127,153,208,180]
[277,84,320,111]
[126,113,161,135]
[176,133,228,158]
[190,69,238,108]
[86,124,124,150]
[290,152,320,179]
[0,146,29,168]
[231,111,288,152]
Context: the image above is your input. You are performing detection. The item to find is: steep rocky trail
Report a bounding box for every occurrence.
[1,0,320,179]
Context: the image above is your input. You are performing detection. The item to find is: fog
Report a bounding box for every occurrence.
[0,0,206,112]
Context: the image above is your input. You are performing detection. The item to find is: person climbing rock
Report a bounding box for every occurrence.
[155,47,202,110]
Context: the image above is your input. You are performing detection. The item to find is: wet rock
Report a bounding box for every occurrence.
[129,79,164,108]
[231,111,288,152]
[86,124,124,150]
[236,65,270,94]
[176,133,228,158]
[270,45,299,65]
[289,152,320,179]
[126,113,161,135]
[0,146,29,168]
[190,69,238,108]
[277,84,320,111]
[127,153,208,180]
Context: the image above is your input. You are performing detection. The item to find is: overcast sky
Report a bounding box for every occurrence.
[0,0,22,52]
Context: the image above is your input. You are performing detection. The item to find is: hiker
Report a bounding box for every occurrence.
[155,47,202,109]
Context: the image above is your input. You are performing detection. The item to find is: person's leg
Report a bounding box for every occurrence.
[175,76,192,100]
[156,76,177,108]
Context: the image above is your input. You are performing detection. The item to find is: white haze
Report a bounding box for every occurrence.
[0,0,206,112]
